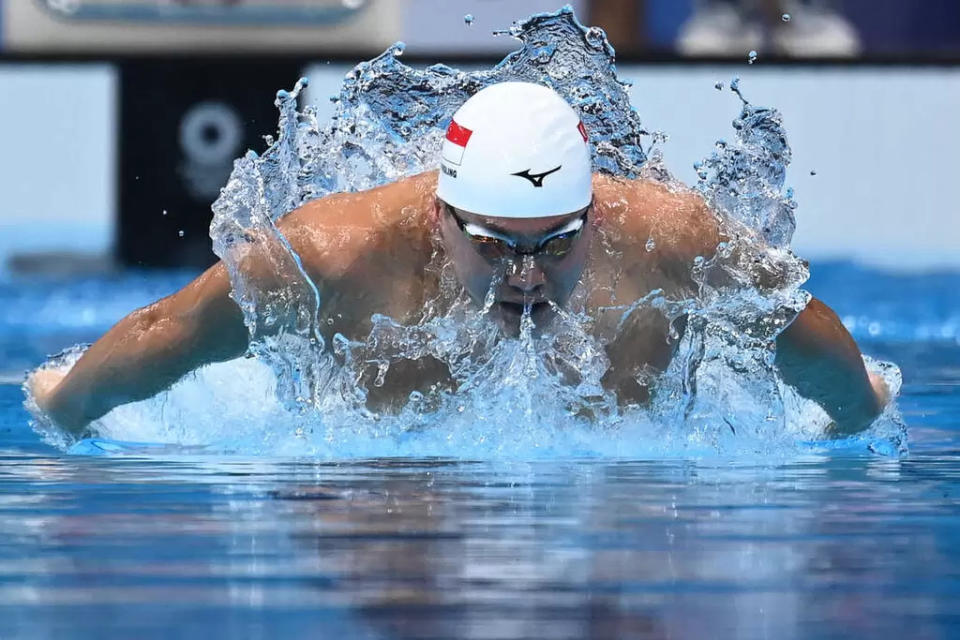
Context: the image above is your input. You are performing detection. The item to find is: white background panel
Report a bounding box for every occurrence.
[618,65,960,270]
[0,64,116,260]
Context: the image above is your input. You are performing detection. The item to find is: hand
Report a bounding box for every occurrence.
[26,367,91,436]
[26,367,68,413]
[869,372,891,410]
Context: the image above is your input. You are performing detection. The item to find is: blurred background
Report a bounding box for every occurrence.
[0,0,958,274]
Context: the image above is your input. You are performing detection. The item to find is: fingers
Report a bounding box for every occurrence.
[26,368,66,411]
[868,372,891,409]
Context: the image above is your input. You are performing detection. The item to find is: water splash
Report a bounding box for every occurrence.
[695,80,796,248]
[24,7,904,458]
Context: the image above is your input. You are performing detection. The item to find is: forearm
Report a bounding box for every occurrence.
[46,310,185,432]
[775,298,884,434]
[44,267,248,434]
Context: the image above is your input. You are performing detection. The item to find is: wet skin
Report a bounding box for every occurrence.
[31,171,887,435]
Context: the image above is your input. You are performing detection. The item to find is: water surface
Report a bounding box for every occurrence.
[1,263,957,639]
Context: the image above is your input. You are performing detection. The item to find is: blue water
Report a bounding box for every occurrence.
[1,262,958,638]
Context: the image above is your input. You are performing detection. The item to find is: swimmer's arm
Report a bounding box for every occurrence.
[775,298,889,435]
[34,263,248,435]
[35,172,431,434]
[33,178,419,435]
[667,191,888,433]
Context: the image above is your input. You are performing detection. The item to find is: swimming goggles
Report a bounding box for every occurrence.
[445,203,590,261]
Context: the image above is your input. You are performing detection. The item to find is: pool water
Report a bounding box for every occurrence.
[1,262,958,639]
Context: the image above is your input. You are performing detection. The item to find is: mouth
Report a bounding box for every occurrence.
[496,300,552,322]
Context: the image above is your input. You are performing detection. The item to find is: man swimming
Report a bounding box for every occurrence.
[30,82,889,435]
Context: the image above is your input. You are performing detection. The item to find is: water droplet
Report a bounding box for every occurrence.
[781,13,791,22]
[645,237,656,252]
[464,14,474,25]
[585,26,606,49]
[748,50,758,64]
[374,363,388,387]
[178,230,185,238]
[714,81,724,91]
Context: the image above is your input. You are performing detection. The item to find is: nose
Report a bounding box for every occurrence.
[505,255,546,296]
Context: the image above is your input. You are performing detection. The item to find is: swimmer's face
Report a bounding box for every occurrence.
[437,199,594,334]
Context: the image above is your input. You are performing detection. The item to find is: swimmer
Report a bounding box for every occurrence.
[29,82,889,436]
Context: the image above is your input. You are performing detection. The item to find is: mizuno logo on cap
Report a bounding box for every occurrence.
[512,165,562,188]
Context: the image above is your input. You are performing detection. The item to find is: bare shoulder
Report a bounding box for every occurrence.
[281,170,437,236]
[277,171,438,282]
[592,173,722,262]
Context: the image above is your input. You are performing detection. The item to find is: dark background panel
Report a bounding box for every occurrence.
[118,58,304,268]
[842,0,960,54]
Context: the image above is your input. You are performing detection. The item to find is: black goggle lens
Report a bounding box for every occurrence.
[447,205,586,260]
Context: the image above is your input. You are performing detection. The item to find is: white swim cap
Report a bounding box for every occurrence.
[437,82,592,219]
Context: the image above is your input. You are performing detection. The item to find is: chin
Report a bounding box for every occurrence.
[493,301,556,337]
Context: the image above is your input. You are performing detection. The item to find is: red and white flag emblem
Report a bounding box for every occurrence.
[442,119,473,166]
[577,121,588,143]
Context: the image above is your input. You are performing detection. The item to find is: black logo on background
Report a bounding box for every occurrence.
[511,165,562,187]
